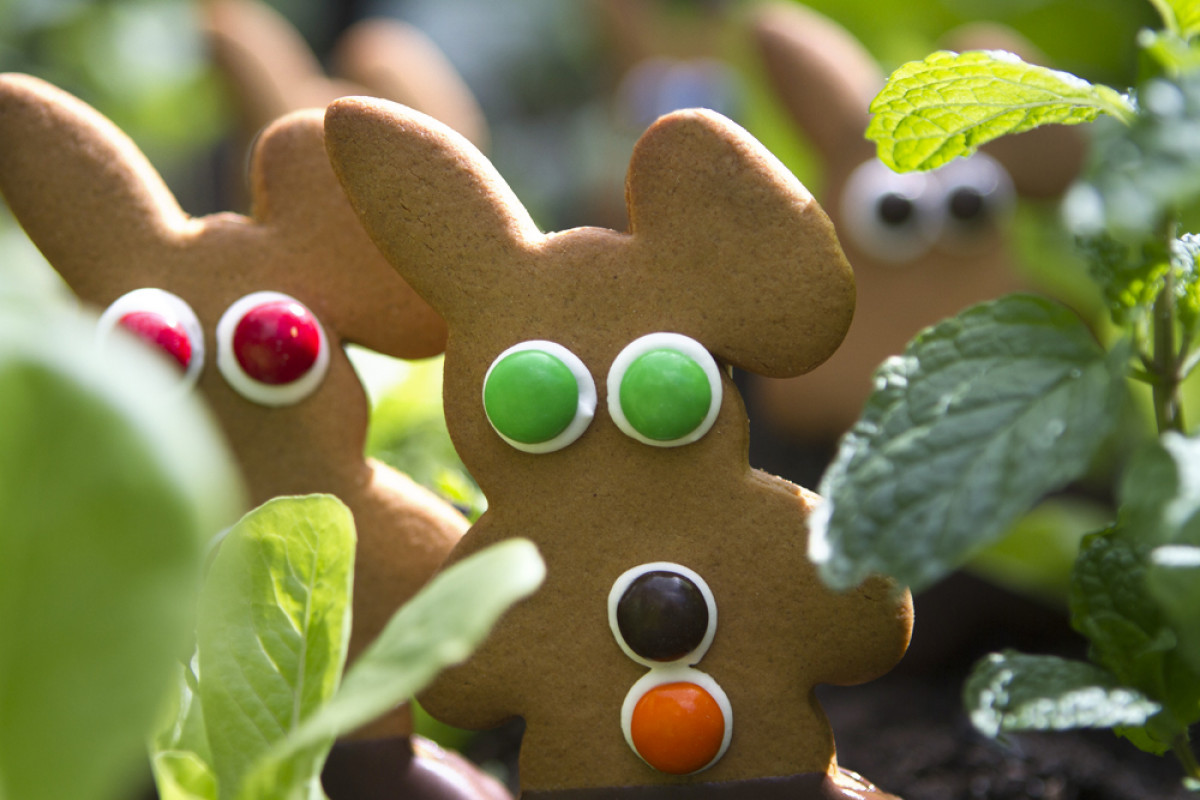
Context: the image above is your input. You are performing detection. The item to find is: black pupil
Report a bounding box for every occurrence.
[616,571,709,662]
[877,192,915,226]
[948,186,987,222]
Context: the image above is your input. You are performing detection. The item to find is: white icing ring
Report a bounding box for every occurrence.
[97,288,205,390]
[608,561,718,668]
[215,291,330,407]
[482,340,596,454]
[606,332,722,448]
[620,665,733,775]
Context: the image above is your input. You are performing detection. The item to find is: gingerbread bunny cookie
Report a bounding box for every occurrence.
[326,97,913,797]
[203,0,488,151]
[748,3,1085,447]
[0,74,492,786]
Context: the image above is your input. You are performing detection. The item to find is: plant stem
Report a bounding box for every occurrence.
[1151,221,1186,434]
[1172,734,1200,781]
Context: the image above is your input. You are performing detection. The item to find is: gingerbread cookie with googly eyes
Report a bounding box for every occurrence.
[747,3,1086,448]
[0,72,472,750]
[325,96,913,798]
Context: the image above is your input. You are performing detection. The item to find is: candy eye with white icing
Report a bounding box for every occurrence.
[609,562,717,667]
[216,291,329,406]
[482,340,596,453]
[839,158,940,263]
[607,333,722,447]
[97,288,204,389]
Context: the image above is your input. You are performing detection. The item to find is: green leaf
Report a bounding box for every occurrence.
[1120,432,1200,548]
[867,50,1133,172]
[197,495,354,800]
[0,300,241,800]
[965,650,1161,737]
[1147,544,1200,675]
[811,295,1124,592]
[271,539,545,757]
[151,751,218,800]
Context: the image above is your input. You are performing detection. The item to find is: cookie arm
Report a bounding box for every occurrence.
[0,73,190,300]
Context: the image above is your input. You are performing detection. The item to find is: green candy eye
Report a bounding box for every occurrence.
[608,333,722,447]
[483,340,596,453]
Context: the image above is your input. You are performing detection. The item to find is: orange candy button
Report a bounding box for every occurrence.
[629,681,726,774]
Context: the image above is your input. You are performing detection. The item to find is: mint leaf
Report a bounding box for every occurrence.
[197,496,354,800]
[811,295,1124,592]
[1120,433,1200,548]
[966,650,1161,737]
[0,301,240,800]
[1147,545,1200,675]
[270,539,545,757]
[867,50,1133,172]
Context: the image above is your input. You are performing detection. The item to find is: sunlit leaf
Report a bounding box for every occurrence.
[868,50,1132,172]
[197,496,353,800]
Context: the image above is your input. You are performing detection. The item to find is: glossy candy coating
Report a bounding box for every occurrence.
[616,570,709,663]
[118,311,193,370]
[629,681,727,775]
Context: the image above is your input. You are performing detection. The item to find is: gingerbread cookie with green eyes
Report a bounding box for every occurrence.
[0,73,478,755]
[325,97,914,798]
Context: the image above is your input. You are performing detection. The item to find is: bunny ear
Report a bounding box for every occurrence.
[626,109,854,377]
[0,73,187,302]
[940,22,1086,198]
[324,96,541,323]
[750,2,881,165]
[203,0,340,136]
[248,108,449,359]
[329,19,490,152]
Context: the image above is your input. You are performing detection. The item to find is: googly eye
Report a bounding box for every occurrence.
[216,291,330,406]
[932,153,1015,243]
[839,159,940,263]
[97,288,204,389]
[607,333,722,448]
[621,668,732,775]
[609,562,717,667]
[482,340,596,453]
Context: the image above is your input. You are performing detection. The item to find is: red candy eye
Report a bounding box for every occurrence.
[97,288,204,389]
[230,300,321,384]
[119,311,193,370]
[216,291,329,406]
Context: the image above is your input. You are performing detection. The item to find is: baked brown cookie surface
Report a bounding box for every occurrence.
[326,98,913,794]
[0,73,467,739]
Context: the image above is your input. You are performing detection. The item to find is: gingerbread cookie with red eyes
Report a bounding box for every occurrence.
[748,3,1086,444]
[0,73,511,800]
[325,97,913,798]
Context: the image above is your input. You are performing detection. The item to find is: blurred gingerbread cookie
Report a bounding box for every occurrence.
[748,3,1085,445]
[325,97,912,797]
[0,74,506,799]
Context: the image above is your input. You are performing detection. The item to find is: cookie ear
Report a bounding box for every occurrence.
[330,19,489,152]
[750,2,880,165]
[0,72,187,301]
[324,96,541,323]
[249,108,448,359]
[626,108,854,377]
[939,23,1086,198]
[203,0,354,135]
